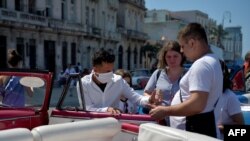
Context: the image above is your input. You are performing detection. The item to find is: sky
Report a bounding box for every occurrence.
[145,0,250,58]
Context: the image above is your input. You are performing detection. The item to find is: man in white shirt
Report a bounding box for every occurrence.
[148,23,223,138]
[77,49,157,114]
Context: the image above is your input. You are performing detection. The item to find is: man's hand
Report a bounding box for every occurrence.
[107,107,122,116]
[148,105,168,120]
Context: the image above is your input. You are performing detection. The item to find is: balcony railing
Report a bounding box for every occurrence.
[1,9,17,18]
[119,0,146,9]
[0,8,47,26]
[0,8,85,34]
[92,27,101,36]
[108,0,119,10]
[127,29,148,40]
[103,30,121,41]
[84,25,103,38]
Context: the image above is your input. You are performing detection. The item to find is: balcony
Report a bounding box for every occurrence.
[127,29,148,40]
[48,19,85,35]
[0,8,47,26]
[108,0,119,10]
[92,27,101,36]
[119,0,146,10]
[103,30,121,42]
[0,8,85,35]
[84,25,103,38]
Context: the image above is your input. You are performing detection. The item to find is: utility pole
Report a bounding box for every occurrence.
[219,11,231,49]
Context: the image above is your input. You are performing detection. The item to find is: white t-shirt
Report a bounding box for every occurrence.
[76,73,149,112]
[218,89,242,125]
[170,53,223,137]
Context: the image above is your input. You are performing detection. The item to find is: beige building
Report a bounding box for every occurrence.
[144,9,217,46]
[144,9,186,43]
[0,0,148,75]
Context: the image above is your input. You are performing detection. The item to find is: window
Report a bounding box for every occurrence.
[165,14,169,21]
[61,1,65,20]
[70,0,76,21]
[91,8,95,26]
[86,6,89,25]
[46,7,51,17]
[28,0,36,14]
[102,11,106,30]
[153,12,157,21]
[46,0,52,17]
[16,38,25,64]
[15,0,24,11]
[0,0,6,8]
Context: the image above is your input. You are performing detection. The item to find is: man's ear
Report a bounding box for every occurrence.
[188,38,195,50]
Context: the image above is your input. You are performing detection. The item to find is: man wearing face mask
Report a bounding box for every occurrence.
[76,49,158,114]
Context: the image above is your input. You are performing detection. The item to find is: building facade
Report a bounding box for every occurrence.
[144,9,187,43]
[144,9,218,48]
[117,0,148,70]
[223,26,243,63]
[0,0,148,75]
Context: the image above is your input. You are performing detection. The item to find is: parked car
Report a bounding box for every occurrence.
[0,68,249,138]
[0,69,156,132]
[0,69,53,130]
[130,69,151,89]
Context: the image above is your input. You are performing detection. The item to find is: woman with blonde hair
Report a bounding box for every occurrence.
[143,40,186,125]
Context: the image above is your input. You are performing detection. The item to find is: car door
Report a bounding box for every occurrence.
[0,69,53,130]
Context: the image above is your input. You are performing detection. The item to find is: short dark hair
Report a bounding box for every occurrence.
[7,49,23,67]
[178,22,208,44]
[92,49,115,66]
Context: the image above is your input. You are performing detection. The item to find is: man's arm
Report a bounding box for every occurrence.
[149,91,208,120]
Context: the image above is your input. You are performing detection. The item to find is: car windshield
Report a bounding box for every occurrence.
[0,73,47,108]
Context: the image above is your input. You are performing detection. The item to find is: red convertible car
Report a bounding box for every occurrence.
[0,69,155,131]
[0,69,247,141]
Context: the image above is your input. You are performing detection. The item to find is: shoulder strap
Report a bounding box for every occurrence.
[153,69,162,89]
[156,69,161,82]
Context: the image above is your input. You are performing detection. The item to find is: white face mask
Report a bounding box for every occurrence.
[95,71,113,83]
